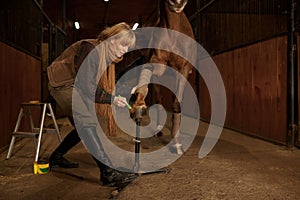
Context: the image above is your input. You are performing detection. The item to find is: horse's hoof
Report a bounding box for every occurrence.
[155,125,163,137]
[130,105,147,119]
[173,143,183,155]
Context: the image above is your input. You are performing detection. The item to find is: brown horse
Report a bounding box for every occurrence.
[131,0,196,154]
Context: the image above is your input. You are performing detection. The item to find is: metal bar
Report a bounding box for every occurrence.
[6,136,16,160]
[6,107,24,159]
[189,0,217,21]
[134,118,141,171]
[33,0,54,26]
[62,0,66,31]
[47,103,62,142]
[287,0,298,147]
[34,104,47,162]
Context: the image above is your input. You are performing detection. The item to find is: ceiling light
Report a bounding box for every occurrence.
[132,23,139,30]
[104,0,109,2]
[74,21,80,29]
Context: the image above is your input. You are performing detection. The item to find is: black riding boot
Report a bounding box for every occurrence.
[49,129,80,168]
[81,126,138,187]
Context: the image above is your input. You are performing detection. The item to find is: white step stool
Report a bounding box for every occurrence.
[6,102,62,162]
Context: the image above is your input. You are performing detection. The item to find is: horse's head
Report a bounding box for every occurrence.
[166,0,188,13]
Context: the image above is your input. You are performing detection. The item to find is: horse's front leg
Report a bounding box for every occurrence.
[171,96,183,154]
[152,82,164,136]
[129,68,152,119]
[171,68,190,154]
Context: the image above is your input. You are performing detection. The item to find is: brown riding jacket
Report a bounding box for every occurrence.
[47,39,112,103]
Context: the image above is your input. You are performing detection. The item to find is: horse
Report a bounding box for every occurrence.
[131,0,196,154]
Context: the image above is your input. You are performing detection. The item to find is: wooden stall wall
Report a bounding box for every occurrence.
[298,35,300,145]
[200,36,287,144]
[201,13,286,55]
[0,42,41,149]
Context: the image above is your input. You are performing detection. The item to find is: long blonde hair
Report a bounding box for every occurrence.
[96,22,135,136]
[97,22,135,48]
[96,22,136,84]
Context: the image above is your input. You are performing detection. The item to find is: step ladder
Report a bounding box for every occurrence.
[6,102,62,162]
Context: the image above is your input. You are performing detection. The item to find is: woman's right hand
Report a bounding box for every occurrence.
[113,96,127,107]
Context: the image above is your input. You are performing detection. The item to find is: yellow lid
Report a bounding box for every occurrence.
[29,100,39,104]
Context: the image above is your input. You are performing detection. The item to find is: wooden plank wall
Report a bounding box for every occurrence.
[200,36,287,144]
[298,35,300,144]
[201,13,286,55]
[0,42,41,149]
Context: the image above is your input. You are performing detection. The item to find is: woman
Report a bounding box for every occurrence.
[47,22,137,187]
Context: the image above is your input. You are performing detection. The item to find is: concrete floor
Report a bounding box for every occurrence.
[1,116,300,200]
